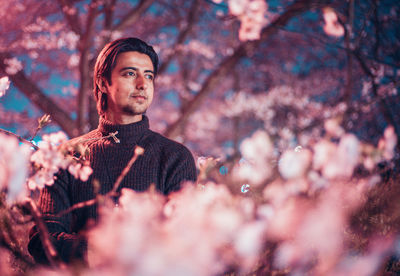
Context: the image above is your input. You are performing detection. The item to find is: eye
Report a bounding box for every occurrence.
[123,71,136,77]
[145,74,154,80]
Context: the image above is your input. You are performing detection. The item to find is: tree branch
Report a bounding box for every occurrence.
[0,128,38,150]
[352,49,400,152]
[0,54,76,137]
[111,0,156,32]
[57,0,82,35]
[77,0,101,134]
[25,199,66,269]
[158,0,201,75]
[164,0,328,138]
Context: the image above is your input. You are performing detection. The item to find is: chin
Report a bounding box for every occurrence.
[122,106,148,116]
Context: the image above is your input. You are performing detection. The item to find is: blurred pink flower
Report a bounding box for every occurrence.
[234,130,274,185]
[322,8,344,37]
[68,163,93,182]
[228,0,268,41]
[313,134,360,179]
[4,57,23,75]
[278,148,312,179]
[0,76,10,97]
[88,183,265,275]
[378,125,397,160]
[0,133,30,202]
[29,131,92,188]
[324,118,344,137]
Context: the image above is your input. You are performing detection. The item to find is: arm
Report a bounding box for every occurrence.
[28,170,87,264]
[163,146,197,195]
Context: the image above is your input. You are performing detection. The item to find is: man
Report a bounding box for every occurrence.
[28,37,197,264]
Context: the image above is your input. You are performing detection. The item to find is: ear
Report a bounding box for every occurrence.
[96,77,108,93]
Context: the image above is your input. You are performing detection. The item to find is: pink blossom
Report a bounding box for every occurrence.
[68,163,93,182]
[0,133,30,202]
[313,134,360,179]
[378,125,397,160]
[234,130,274,185]
[324,118,344,137]
[278,148,312,179]
[88,183,265,275]
[322,8,344,37]
[4,58,23,75]
[228,0,268,41]
[29,131,92,188]
[228,0,247,16]
[313,139,336,171]
[0,76,10,97]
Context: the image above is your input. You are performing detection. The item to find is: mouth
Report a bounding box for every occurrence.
[130,94,147,101]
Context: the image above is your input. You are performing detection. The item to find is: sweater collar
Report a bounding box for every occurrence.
[98,115,149,144]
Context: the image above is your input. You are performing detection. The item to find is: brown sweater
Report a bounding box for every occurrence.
[28,115,197,264]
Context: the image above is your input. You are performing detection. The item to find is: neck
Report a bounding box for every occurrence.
[104,112,143,125]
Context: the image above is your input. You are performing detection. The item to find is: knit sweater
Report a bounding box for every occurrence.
[28,115,197,264]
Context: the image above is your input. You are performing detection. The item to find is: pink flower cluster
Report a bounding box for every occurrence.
[28,131,92,189]
[322,7,344,37]
[0,133,30,202]
[228,0,269,41]
[88,183,266,275]
[0,76,10,97]
[233,130,274,185]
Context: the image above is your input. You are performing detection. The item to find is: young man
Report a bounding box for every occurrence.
[28,37,197,264]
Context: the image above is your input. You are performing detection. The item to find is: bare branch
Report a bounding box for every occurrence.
[0,230,35,268]
[25,199,66,269]
[0,128,38,150]
[77,0,101,134]
[0,54,76,137]
[111,145,143,194]
[158,0,201,75]
[111,0,156,32]
[56,198,98,218]
[352,49,400,152]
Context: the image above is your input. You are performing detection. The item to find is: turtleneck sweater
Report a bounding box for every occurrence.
[28,115,197,264]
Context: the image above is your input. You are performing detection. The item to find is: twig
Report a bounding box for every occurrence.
[56,145,143,217]
[56,198,98,217]
[25,198,66,269]
[0,128,38,150]
[111,145,144,194]
[0,230,35,268]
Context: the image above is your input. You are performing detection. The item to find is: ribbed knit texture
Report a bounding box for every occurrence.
[28,115,197,264]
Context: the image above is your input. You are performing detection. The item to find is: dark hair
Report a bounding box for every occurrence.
[93,37,159,115]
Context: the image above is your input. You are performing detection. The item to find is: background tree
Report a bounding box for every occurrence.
[0,0,399,274]
[0,0,398,155]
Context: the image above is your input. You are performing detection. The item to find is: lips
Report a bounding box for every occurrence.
[130,94,147,100]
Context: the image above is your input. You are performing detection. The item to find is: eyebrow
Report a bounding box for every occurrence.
[119,66,154,74]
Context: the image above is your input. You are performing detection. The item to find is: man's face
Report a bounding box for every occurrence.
[104,51,154,123]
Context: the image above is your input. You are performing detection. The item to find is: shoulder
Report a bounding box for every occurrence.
[145,130,194,158]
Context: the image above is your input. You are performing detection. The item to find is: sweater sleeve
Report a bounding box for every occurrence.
[28,170,87,265]
[163,147,197,195]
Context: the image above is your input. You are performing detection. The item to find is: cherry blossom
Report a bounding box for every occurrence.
[313,134,360,179]
[88,183,265,275]
[0,76,10,97]
[278,148,312,179]
[4,58,23,75]
[322,7,344,37]
[378,125,398,160]
[29,131,93,188]
[234,130,274,185]
[0,132,30,202]
[228,0,268,41]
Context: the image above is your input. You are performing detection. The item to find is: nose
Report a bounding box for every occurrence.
[136,74,147,90]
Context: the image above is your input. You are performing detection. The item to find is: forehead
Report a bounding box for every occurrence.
[113,51,154,71]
